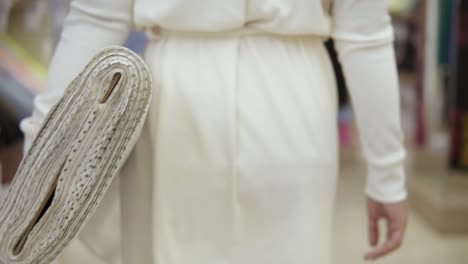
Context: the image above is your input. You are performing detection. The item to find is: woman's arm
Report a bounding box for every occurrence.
[19,0,133,155]
[331,0,408,260]
[332,0,406,204]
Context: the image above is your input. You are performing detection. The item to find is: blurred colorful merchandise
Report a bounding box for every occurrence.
[450,0,468,170]
[0,33,46,145]
[0,34,45,94]
[438,0,457,131]
[388,0,419,17]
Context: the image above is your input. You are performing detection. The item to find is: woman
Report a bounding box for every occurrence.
[20,0,408,263]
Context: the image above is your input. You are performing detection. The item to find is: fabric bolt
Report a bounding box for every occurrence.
[18,0,407,263]
[0,47,152,264]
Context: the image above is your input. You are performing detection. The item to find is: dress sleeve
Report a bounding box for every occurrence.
[19,0,133,155]
[331,0,407,203]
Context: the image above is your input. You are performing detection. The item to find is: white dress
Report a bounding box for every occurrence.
[19,0,407,263]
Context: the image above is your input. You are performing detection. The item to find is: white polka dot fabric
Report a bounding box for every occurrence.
[0,46,152,264]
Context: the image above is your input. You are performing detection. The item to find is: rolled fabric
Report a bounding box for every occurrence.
[0,46,152,264]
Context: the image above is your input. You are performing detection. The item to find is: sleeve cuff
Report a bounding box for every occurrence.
[366,165,407,203]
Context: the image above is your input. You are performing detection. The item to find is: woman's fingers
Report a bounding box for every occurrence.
[367,209,379,247]
[364,225,403,260]
[364,198,408,261]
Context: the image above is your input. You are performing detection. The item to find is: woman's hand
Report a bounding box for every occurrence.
[364,197,408,261]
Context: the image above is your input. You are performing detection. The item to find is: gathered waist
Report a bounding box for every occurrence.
[145,26,327,42]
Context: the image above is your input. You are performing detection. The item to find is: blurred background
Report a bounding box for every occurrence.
[0,0,467,263]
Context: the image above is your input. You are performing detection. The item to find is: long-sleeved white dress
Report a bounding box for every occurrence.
[19,0,407,263]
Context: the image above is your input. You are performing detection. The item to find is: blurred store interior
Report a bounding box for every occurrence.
[1,0,468,263]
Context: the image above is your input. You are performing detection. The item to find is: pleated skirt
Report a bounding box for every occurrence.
[54,31,339,264]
